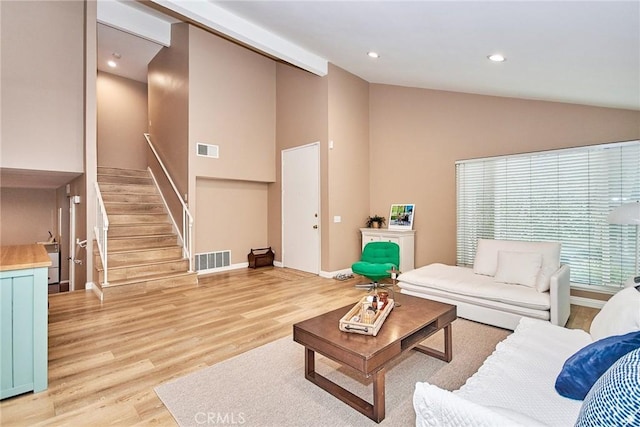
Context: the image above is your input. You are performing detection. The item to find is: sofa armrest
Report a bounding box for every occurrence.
[550,264,570,327]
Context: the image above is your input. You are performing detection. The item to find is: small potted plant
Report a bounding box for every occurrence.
[365,214,386,229]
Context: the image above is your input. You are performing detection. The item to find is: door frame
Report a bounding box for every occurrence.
[281,142,321,274]
[69,196,76,291]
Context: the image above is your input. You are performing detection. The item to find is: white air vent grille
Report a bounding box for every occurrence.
[195,250,231,271]
[197,143,219,158]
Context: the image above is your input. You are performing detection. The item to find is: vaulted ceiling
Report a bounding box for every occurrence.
[98,0,639,111]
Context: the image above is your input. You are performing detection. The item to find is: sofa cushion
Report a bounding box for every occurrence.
[473,239,502,276]
[590,286,640,341]
[575,348,640,427]
[494,251,542,288]
[398,263,551,310]
[472,239,561,292]
[555,330,640,400]
[400,282,551,321]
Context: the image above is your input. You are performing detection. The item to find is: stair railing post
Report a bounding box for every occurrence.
[103,225,108,285]
[187,212,194,272]
[94,181,109,285]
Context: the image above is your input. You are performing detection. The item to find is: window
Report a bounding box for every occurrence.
[456,140,640,288]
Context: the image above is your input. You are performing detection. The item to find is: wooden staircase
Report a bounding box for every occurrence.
[94,167,197,299]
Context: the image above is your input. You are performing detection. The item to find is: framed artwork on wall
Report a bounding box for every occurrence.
[389,204,415,230]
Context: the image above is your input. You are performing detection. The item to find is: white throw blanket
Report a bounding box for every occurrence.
[414,383,544,427]
[414,318,590,426]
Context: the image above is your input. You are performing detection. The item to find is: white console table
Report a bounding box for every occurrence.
[360,228,415,273]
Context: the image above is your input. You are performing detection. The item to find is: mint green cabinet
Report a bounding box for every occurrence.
[0,267,48,399]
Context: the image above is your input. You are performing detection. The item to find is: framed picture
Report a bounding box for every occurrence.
[389,204,415,230]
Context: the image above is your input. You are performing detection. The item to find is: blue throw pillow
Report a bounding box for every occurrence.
[555,330,640,400]
[575,348,640,426]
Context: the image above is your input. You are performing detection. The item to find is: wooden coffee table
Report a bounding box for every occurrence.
[293,295,456,423]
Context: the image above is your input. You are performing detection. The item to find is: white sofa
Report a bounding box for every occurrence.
[398,239,570,330]
[414,285,640,426]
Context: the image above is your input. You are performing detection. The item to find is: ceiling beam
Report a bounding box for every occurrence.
[97,0,172,47]
[149,0,328,76]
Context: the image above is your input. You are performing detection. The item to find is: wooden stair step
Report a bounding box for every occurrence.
[102,271,197,288]
[99,183,158,195]
[101,193,163,204]
[108,213,169,225]
[93,242,179,256]
[98,272,198,299]
[104,202,166,214]
[98,259,190,282]
[107,234,179,250]
[103,246,184,267]
[108,224,174,237]
[98,174,154,186]
[97,167,149,178]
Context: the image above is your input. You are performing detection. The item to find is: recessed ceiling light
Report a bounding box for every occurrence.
[107,60,117,68]
[367,51,380,59]
[488,54,506,62]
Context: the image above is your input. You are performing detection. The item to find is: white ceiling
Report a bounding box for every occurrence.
[97,23,165,83]
[211,0,640,110]
[98,0,640,111]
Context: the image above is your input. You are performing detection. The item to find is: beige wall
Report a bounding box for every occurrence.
[188,25,276,184]
[148,23,190,197]
[0,188,57,246]
[0,0,84,174]
[97,71,148,170]
[270,63,369,272]
[272,63,329,266]
[195,178,268,263]
[0,179,86,287]
[326,64,370,270]
[370,84,640,268]
[148,23,277,261]
[147,23,190,241]
[186,26,276,259]
[0,0,90,289]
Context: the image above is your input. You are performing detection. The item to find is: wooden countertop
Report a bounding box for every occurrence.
[0,244,52,272]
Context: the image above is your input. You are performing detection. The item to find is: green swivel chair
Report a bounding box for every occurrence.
[352,241,400,290]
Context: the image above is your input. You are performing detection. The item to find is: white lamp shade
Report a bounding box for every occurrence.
[607,201,640,225]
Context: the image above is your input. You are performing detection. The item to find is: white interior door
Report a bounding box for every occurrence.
[282,143,320,274]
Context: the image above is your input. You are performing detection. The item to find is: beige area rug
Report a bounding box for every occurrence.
[155,319,510,427]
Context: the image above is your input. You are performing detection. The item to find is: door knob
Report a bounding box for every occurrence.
[313,225,318,229]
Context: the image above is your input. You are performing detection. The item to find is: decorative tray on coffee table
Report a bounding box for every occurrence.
[339,296,395,336]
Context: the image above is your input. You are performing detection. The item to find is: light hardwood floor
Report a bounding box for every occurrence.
[1,268,599,426]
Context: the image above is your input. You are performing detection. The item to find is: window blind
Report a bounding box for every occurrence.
[456,140,640,287]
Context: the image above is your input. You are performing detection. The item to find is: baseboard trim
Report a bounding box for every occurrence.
[570,295,606,309]
[87,282,103,301]
[196,262,249,275]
